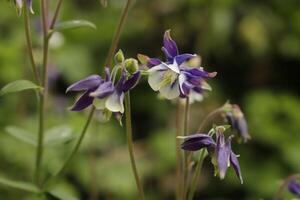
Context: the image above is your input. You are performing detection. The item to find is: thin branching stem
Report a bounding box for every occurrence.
[175,102,183,200]
[182,97,190,199]
[50,0,63,29]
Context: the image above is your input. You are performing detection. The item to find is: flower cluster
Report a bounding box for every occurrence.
[223,103,250,143]
[139,30,216,102]
[180,126,243,183]
[66,67,140,114]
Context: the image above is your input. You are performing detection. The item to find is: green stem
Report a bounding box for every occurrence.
[196,107,224,132]
[124,92,145,200]
[105,0,132,68]
[35,0,49,185]
[50,0,63,29]
[43,108,95,188]
[182,97,190,199]
[187,150,206,200]
[273,174,300,200]
[23,2,40,84]
[175,102,183,200]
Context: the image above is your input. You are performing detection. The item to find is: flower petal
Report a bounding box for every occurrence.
[175,54,195,66]
[66,75,101,93]
[123,71,141,92]
[159,80,180,99]
[181,134,215,151]
[148,58,162,68]
[288,181,300,197]
[90,81,114,98]
[105,92,125,113]
[69,90,94,111]
[148,65,167,91]
[217,134,231,179]
[27,0,34,14]
[230,151,243,184]
[162,30,178,60]
[104,67,111,82]
[115,70,126,94]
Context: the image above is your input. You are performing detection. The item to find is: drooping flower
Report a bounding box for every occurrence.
[288,181,300,198]
[179,126,243,183]
[11,0,34,16]
[139,30,216,100]
[224,103,250,143]
[67,67,140,114]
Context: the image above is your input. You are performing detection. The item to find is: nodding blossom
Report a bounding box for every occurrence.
[180,127,243,183]
[224,103,250,143]
[66,67,140,114]
[139,30,216,101]
[288,181,300,198]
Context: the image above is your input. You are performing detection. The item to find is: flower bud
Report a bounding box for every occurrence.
[114,49,124,63]
[125,58,139,74]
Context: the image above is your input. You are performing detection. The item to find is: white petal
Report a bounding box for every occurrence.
[147,63,167,73]
[159,80,180,99]
[165,61,180,74]
[105,92,125,113]
[178,73,187,93]
[189,91,203,103]
[148,70,165,91]
[93,98,107,110]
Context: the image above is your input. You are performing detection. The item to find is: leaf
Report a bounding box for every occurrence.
[5,126,37,146]
[0,176,40,193]
[0,80,41,96]
[46,190,79,200]
[53,20,97,32]
[44,125,74,146]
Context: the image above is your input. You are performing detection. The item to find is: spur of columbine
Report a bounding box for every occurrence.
[179,126,243,183]
[138,30,216,101]
[66,67,140,114]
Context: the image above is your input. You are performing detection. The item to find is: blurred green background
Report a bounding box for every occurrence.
[1,0,300,199]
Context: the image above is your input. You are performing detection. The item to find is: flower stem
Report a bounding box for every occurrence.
[50,0,63,29]
[182,97,190,199]
[124,92,145,200]
[273,174,300,200]
[197,107,224,132]
[105,0,132,68]
[175,102,183,200]
[23,2,40,84]
[35,0,49,185]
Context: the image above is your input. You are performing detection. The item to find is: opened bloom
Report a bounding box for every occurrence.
[288,181,300,198]
[180,129,243,183]
[224,104,250,143]
[141,30,216,100]
[67,67,140,113]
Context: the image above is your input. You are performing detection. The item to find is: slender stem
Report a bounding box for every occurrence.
[182,97,190,199]
[35,0,50,185]
[124,92,145,200]
[50,0,63,29]
[197,107,224,132]
[187,150,206,200]
[175,102,183,200]
[104,0,132,68]
[23,2,40,84]
[43,108,95,188]
[273,174,300,200]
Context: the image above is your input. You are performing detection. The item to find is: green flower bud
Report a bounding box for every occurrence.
[125,58,139,74]
[114,49,124,63]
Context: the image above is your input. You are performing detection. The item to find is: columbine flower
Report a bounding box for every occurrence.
[288,181,300,198]
[67,67,140,114]
[224,103,250,143]
[139,30,216,100]
[179,127,243,183]
[12,0,34,16]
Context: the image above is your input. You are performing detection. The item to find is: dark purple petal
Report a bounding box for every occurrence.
[66,75,101,93]
[230,151,243,184]
[174,54,195,66]
[115,70,126,94]
[147,58,162,68]
[104,67,111,82]
[181,134,215,151]
[123,71,141,92]
[162,30,178,60]
[288,181,300,197]
[217,134,231,179]
[90,81,114,98]
[192,87,203,94]
[70,90,94,111]
[184,68,217,79]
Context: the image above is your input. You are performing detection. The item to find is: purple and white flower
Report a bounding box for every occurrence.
[288,181,300,198]
[141,30,216,100]
[180,128,243,183]
[67,67,140,114]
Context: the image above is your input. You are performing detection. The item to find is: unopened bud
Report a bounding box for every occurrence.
[114,49,124,63]
[125,58,139,74]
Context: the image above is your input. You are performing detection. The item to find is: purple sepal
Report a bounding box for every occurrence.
[123,71,141,92]
[181,134,215,151]
[217,134,231,179]
[162,30,178,61]
[90,81,114,98]
[230,151,243,184]
[66,75,102,93]
[147,58,162,68]
[70,89,94,111]
[288,181,300,198]
[174,54,195,66]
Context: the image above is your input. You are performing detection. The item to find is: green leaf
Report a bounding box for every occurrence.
[5,126,37,146]
[44,125,74,146]
[0,176,40,193]
[46,190,79,200]
[0,80,41,96]
[53,20,97,32]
